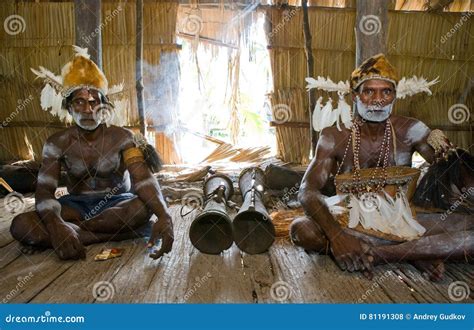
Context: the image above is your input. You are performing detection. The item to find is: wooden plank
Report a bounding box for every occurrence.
[0,200,471,303]
[140,208,256,303]
[0,249,75,303]
[0,241,23,269]
[0,194,35,247]
[110,207,192,303]
[30,240,143,303]
[182,245,255,303]
[240,252,276,303]
[393,264,453,303]
[268,240,419,303]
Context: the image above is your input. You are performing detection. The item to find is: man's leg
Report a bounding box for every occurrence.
[10,206,143,252]
[78,196,152,234]
[289,216,329,252]
[289,212,473,280]
[371,213,474,262]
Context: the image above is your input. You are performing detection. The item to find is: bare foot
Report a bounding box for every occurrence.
[411,259,445,282]
[19,243,47,255]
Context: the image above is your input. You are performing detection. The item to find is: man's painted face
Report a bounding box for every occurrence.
[68,88,102,131]
[353,79,396,122]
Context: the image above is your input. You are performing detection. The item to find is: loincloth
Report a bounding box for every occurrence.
[332,166,425,242]
[58,192,136,220]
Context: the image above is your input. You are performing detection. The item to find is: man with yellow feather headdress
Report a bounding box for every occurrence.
[10,46,174,261]
[292,54,473,281]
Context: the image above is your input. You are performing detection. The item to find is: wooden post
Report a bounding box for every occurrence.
[135,0,147,136]
[74,0,102,68]
[302,0,317,157]
[355,0,388,66]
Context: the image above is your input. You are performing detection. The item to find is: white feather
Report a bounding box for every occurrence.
[348,196,361,228]
[107,82,124,96]
[108,98,127,127]
[72,45,90,59]
[396,76,440,99]
[312,96,323,132]
[39,84,63,112]
[305,76,350,94]
[332,103,342,131]
[338,95,352,130]
[325,194,347,207]
[319,98,335,131]
[31,66,63,91]
[329,205,348,215]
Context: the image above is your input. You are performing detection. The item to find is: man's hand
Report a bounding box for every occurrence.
[49,222,86,260]
[148,216,174,260]
[330,231,374,279]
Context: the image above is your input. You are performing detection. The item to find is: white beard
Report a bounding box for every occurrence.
[356,96,394,122]
[71,111,100,131]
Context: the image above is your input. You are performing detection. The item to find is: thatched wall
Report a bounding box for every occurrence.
[265,6,473,163]
[0,0,181,163]
[0,1,472,165]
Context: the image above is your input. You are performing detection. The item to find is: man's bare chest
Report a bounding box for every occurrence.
[61,140,122,178]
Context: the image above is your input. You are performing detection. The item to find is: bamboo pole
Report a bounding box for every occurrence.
[302,0,316,157]
[74,0,102,68]
[355,0,388,65]
[136,0,146,136]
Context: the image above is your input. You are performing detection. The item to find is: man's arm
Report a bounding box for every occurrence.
[298,129,374,275]
[408,119,435,164]
[36,137,86,260]
[121,130,174,260]
[298,130,340,238]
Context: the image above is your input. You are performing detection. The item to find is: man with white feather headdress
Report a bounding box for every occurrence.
[10,46,174,261]
[292,54,473,281]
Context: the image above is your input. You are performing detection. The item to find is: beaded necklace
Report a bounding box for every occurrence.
[335,118,393,195]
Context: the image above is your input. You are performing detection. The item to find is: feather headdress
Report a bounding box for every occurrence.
[306,54,439,132]
[31,45,126,126]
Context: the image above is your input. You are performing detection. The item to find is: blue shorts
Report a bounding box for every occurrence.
[58,192,136,221]
[58,192,153,238]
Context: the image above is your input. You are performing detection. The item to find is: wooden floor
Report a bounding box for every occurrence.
[0,194,472,303]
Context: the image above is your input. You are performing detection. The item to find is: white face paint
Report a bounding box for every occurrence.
[71,111,100,131]
[356,96,394,122]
